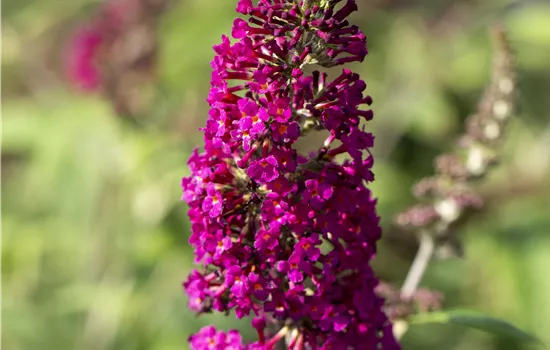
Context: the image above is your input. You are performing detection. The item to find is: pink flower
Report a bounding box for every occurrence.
[65,25,104,91]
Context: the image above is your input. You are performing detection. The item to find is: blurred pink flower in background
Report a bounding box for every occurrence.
[64,0,143,91]
[65,24,104,91]
[63,0,168,115]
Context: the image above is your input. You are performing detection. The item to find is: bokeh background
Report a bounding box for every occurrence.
[2,0,550,349]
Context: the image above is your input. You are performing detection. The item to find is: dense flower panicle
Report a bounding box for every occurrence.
[182,1,399,349]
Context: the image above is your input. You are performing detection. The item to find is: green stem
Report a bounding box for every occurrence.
[401,231,435,299]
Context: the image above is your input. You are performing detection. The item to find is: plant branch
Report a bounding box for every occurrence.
[400,231,435,299]
[395,23,516,297]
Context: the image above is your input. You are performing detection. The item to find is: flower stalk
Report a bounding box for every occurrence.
[400,231,435,300]
[393,24,517,338]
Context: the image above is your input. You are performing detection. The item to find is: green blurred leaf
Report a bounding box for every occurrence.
[409,310,544,346]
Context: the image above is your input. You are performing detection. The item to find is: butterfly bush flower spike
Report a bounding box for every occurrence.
[181,1,400,349]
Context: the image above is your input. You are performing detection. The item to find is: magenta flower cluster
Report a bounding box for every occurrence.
[181,1,399,349]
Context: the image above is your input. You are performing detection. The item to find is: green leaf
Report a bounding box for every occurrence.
[408,309,544,346]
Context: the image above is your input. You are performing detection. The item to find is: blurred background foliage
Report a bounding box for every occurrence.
[2,0,550,349]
